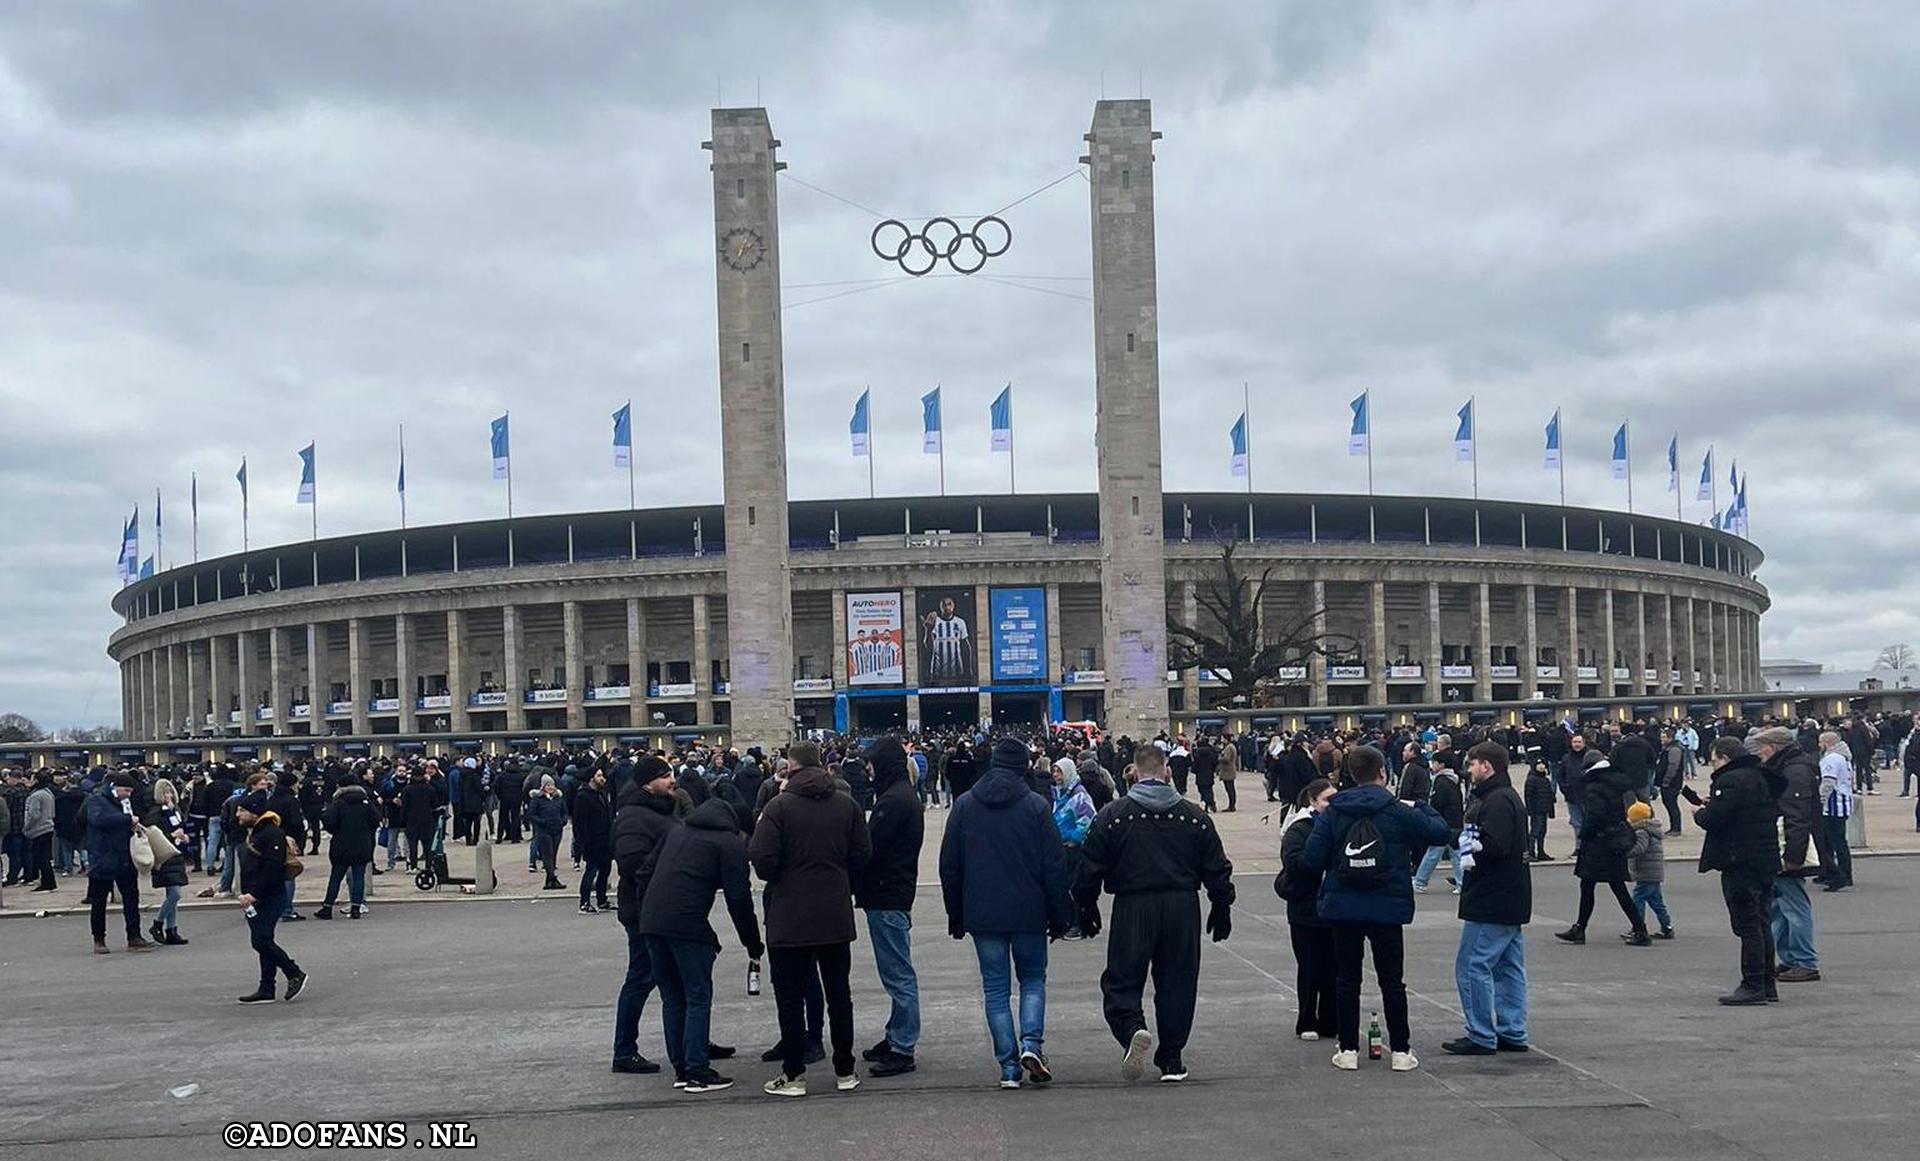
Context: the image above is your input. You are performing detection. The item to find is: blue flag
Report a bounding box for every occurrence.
[118,510,137,585]
[1454,400,1474,462]
[154,487,163,565]
[236,458,248,501]
[989,385,1012,452]
[296,443,315,504]
[921,387,942,454]
[612,403,632,468]
[1543,410,1561,469]
[490,415,511,480]
[397,441,406,496]
[850,389,871,457]
[1229,412,1248,477]
[1696,448,1713,502]
[138,556,154,580]
[1666,436,1679,493]
[1610,424,1629,481]
[1348,391,1370,456]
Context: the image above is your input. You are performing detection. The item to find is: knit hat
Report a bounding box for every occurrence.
[237,789,272,816]
[990,737,1030,774]
[1626,800,1653,824]
[110,771,140,790]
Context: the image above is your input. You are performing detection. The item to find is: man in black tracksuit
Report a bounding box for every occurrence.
[611,758,679,1074]
[1073,743,1235,1083]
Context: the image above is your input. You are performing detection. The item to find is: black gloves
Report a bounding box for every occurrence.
[746,941,766,963]
[1205,902,1232,943]
[949,916,966,941]
[1079,902,1103,939]
[1047,922,1069,944]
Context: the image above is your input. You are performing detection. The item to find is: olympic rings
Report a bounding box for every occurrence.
[870,215,1012,276]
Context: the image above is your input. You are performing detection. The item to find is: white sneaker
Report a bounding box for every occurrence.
[1121,1028,1154,1081]
[763,1073,806,1098]
[1391,1051,1419,1072]
[1331,1049,1359,1071]
[1450,886,1461,895]
[1413,883,1428,894]
[836,1073,860,1093]
[1297,1031,1321,1042]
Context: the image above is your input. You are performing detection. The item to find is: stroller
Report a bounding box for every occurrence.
[414,816,497,895]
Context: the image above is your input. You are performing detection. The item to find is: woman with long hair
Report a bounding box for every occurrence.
[143,778,192,945]
[1278,778,1337,1041]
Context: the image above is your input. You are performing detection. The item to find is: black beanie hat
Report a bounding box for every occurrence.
[990,737,1031,774]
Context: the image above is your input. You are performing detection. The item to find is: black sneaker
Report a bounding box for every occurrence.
[1622,932,1652,947]
[672,1070,689,1089]
[314,906,333,920]
[1718,985,1768,1006]
[861,1039,894,1063]
[869,1050,917,1078]
[1496,1040,1530,1053]
[1441,1037,1496,1056]
[237,990,276,1005]
[706,1042,736,1061]
[284,971,310,1002]
[1158,1056,1189,1082]
[611,1055,662,1075]
[579,902,597,915]
[683,1067,734,1094]
[1552,927,1585,945]
[1019,1048,1052,1084]
[1654,928,1675,940]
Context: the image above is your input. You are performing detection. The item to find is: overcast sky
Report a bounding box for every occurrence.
[3,1,1916,729]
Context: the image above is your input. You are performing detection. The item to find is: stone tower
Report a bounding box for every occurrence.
[705,108,794,749]
[1084,99,1168,741]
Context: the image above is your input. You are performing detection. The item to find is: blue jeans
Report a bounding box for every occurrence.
[646,935,716,1074]
[280,878,297,918]
[202,817,225,870]
[971,933,1047,1078]
[613,921,658,1063]
[1413,842,1457,890]
[1771,876,1817,969]
[866,910,920,1054]
[156,884,182,930]
[218,838,240,893]
[1631,882,1671,931]
[322,863,366,909]
[1454,921,1527,1049]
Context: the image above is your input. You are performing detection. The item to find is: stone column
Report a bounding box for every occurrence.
[903,585,920,728]
[1045,583,1064,685]
[1632,591,1649,696]
[829,589,848,688]
[1087,99,1169,740]
[210,636,231,737]
[163,644,181,737]
[1684,597,1698,693]
[1181,580,1202,714]
[975,583,993,725]
[447,611,470,732]
[1565,586,1581,692]
[692,594,714,726]
[134,652,148,739]
[269,627,288,734]
[503,604,526,731]
[236,630,257,736]
[306,623,323,732]
[1703,600,1718,693]
[706,106,795,750]
[395,613,417,733]
[1659,595,1676,694]
[1521,584,1539,699]
[120,659,133,737]
[1310,579,1329,705]
[1474,582,1493,703]
[184,642,202,737]
[1368,581,1388,705]
[1601,590,1619,697]
[626,598,648,728]
[150,651,164,739]
[1425,581,1443,704]
[564,600,586,729]
[348,618,370,736]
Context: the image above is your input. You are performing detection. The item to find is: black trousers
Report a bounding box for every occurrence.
[1823,816,1853,886]
[1195,773,1216,811]
[405,826,433,868]
[769,943,854,1077]
[537,832,560,880]
[579,855,611,906]
[497,799,522,843]
[1720,868,1776,992]
[32,833,56,889]
[1529,814,1551,857]
[1288,921,1337,1037]
[1221,780,1237,811]
[246,906,301,992]
[1661,787,1684,833]
[1100,891,1203,1064]
[1575,878,1643,934]
[87,869,142,944]
[1332,924,1409,1053]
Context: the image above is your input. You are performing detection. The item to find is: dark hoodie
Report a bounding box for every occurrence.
[613,780,678,925]
[856,738,925,912]
[1073,777,1234,910]
[747,765,871,948]
[1458,769,1531,927]
[1303,783,1448,927]
[938,742,1073,937]
[637,797,763,956]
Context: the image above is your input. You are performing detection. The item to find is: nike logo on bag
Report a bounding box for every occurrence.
[1344,841,1377,858]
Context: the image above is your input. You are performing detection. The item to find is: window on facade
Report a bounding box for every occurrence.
[608,663,629,685]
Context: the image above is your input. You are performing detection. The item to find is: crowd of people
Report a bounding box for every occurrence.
[0,705,1902,1090]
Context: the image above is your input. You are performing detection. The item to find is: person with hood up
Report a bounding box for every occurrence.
[749,741,871,1098]
[234,788,309,1004]
[1554,751,1649,947]
[1051,758,1097,940]
[1695,735,1784,1004]
[1303,746,1449,1073]
[611,758,680,1076]
[316,779,380,920]
[853,737,925,1078]
[637,779,765,1094]
[1073,742,1235,1083]
[1442,743,1532,1056]
[84,772,154,954]
[939,737,1074,1090]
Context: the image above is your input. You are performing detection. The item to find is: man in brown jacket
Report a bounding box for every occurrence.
[748,741,872,1098]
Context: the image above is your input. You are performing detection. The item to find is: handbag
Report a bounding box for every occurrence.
[130,827,156,873]
[144,825,181,866]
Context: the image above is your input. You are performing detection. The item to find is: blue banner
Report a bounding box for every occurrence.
[989,586,1047,683]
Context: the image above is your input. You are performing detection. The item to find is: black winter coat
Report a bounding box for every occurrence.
[571,785,614,861]
[637,798,762,956]
[1573,760,1635,882]
[748,766,871,948]
[238,817,289,902]
[1458,772,1531,927]
[322,785,380,866]
[1428,770,1465,831]
[1694,753,1782,876]
[1278,812,1326,926]
[397,778,444,832]
[613,787,678,924]
[1396,761,1432,809]
[1524,770,1556,818]
[1766,745,1820,876]
[855,764,924,912]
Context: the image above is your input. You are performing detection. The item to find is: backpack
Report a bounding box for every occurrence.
[1332,813,1391,890]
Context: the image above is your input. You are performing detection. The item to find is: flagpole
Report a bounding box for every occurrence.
[625,400,636,510]
[867,386,876,500]
[311,441,319,542]
[937,384,946,497]
[191,472,198,563]
[1625,420,1633,514]
[1469,395,1478,501]
[1556,408,1565,506]
[1710,449,1718,525]
[1243,382,1255,539]
[1675,439,1683,523]
[400,424,409,530]
[241,456,249,554]
[505,410,514,519]
[1366,390,1375,497]
[1008,402,1017,495]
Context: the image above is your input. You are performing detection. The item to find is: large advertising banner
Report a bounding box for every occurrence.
[915,587,978,690]
[845,592,904,686]
[990,586,1047,684]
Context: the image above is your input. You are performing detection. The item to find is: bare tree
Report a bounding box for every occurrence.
[1874,643,1914,670]
[0,712,44,743]
[1167,533,1356,708]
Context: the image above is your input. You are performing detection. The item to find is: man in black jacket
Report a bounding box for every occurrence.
[1696,736,1784,1004]
[573,768,615,914]
[611,759,679,1075]
[234,789,308,1004]
[854,737,925,1078]
[1754,728,1820,983]
[1073,744,1235,1083]
[1443,742,1532,1055]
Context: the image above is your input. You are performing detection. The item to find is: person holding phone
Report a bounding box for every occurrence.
[1692,737,1782,1005]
